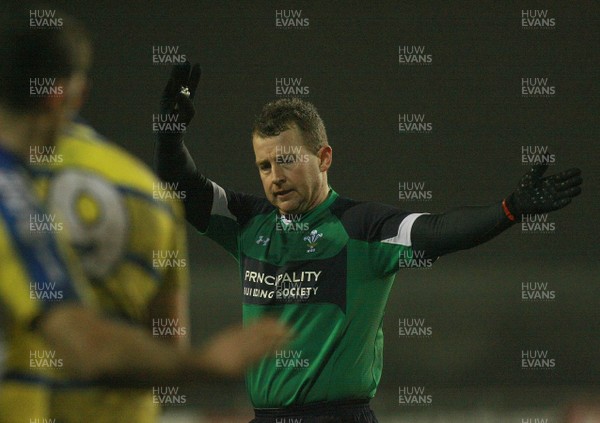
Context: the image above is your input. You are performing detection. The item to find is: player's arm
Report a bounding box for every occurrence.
[19,220,289,386]
[411,164,582,258]
[146,278,190,348]
[147,281,190,348]
[153,62,271,252]
[153,62,214,232]
[38,306,290,385]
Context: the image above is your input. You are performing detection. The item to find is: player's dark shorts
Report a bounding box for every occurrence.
[250,399,378,423]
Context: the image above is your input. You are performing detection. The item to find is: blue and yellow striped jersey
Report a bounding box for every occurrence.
[1,122,189,423]
[46,122,189,423]
[0,144,90,423]
[37,122,189,323]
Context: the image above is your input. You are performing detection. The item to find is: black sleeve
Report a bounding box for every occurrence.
[411,202,516,259]
[153,138,213,232]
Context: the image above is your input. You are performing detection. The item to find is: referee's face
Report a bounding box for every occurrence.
[253,125,332,215]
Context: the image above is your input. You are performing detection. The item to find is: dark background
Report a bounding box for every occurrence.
[6,0,600,414]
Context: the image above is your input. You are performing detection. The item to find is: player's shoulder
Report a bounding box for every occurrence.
[58,122,158,193]
[329,191,413,241]
[330,192,399,218]
[58,122,185,219]
[211,180,274,222]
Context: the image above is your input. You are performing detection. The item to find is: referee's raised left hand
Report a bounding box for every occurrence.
[503,164,582,221]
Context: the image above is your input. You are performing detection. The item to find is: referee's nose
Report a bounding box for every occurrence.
[271,162,286,186]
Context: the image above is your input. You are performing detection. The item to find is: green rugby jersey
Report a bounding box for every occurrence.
[203,181,425,408]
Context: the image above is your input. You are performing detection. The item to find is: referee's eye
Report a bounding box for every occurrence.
[257,162,271,172]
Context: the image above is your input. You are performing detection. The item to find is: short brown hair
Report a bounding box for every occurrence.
[252,98,328,154]
[0,6,92,113]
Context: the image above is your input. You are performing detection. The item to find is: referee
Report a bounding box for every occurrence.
[155,62,582,423]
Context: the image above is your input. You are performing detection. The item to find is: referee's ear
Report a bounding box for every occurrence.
[317,145,332,172]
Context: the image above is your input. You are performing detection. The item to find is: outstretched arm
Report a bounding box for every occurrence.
[411,202,512,259]
[39,305,291,386]
[153,62,213,232]
[411,164,582,259]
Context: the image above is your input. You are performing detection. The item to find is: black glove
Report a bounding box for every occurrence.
[503,164,582,221]
[158,61,201,138]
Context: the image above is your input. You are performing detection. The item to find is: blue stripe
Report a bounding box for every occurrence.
[124,253,162,285]
[116,185,178,217]
[0,163,79,309]
[0,145,26,168]
[1,371,100,390]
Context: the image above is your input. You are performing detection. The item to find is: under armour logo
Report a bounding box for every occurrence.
[256,236,270,246]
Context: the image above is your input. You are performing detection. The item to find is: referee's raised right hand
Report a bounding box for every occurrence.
[159,61,201,131]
